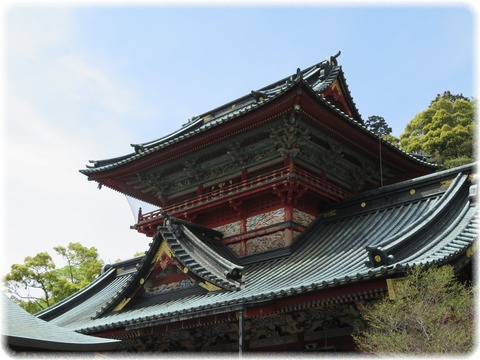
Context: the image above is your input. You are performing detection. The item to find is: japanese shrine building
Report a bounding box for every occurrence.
[33,53,477,353]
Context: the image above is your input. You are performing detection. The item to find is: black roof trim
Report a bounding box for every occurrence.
[91,230,164,319]
[80,52,373,175]
[36,267,117,321]
[42,165,476,334]
[163,216,244,290]
[366,171,472,266]
[325,163,475,214]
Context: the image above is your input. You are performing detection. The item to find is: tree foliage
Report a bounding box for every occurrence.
[53,242,103,288]
[4,242,103,313]
[431,90,470,105]
[353,265,474,354]
[382,133,400,147]
[365,115,393,137]
[365,115,400,147]
[399,92,475,168]
[4,252,57,312]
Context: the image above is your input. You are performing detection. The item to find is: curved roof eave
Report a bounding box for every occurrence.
[81,73,438,178]
[79,79,296,176]
[46,164,476,334]
[3,294,120,351]
[304,83,439,169]
[80,55,347,176]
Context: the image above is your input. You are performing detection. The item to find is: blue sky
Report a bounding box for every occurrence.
[1,1,477,276]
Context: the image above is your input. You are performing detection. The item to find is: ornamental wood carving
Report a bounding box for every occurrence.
[269,112,310,157]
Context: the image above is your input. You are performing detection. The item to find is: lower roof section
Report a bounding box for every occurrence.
[37,164,477,335]
[2,295,120,352]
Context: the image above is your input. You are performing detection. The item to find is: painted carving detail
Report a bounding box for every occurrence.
[214,221,241,237]
[246,231,286,255]
[227,242,242,256]
[246,208,285,231]
[144,248,194,295]
[118,301,367,351]
[226,142,246,166]
[134,172,170,202]
[144,278,195,295]
[122,320,239,352]
[293,209,315,227]
[269,113,310,157]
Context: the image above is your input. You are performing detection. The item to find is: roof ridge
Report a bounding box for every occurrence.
[80,53,345,174]
[164,220,244,290]
[35,267,117,321]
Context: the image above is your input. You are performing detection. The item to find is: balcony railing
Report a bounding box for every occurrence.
[137,166,350,225]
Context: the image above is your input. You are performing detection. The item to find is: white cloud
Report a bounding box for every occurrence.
[2,7,149,277]
[53,55,134,116]
[4,91,147,276]
[6,7,73,61]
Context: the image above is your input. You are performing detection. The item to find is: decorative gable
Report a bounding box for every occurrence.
[321,79,355,118]
[93,214,244,318]
[143,244,195,296]
[159,216,244,291]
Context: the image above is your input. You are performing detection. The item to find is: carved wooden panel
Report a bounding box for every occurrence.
[293,209,315,227]
[116,301,368,352]
[143,245,195,296]
[227,242,243,257]
[213,221,242,237]
[246,209,285,231]
[246,231,286,255]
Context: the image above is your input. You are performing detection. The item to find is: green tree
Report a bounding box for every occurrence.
[4,242,104,313]
[353,265,474,354]
[382,133,400,147]
[4,252,57,311]
[365,115,400,147]
[53,242,103,286]
[431,90,470,105]
[400,92,475,168]
[365,115,393,137]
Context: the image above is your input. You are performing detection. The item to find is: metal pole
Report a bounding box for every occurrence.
[379,136,384,187]
[238,307,244,356]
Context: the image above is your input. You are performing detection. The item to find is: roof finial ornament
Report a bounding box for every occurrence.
[159,209,172,227]
[131,144,144,154]
[251,90,267,102]
[295,67,303,81]
[329,50,341,66]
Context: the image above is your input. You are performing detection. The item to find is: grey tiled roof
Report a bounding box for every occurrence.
[162,220,244,290]
[81,54,435,176]
[366,171,472,266]
[86,216,245,320]
[2,294,120,351]
[39,164,477,335]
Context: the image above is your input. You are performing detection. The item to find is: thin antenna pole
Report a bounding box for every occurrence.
[379,136,384,187]
[238,306,244,356]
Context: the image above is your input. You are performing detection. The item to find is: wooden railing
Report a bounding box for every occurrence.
[137,166,349,225]
[293,166,350,198]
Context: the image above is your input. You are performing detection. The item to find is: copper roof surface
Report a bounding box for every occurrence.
[2,295,120,351]
[80,53,436,177]
[37,164,477,335]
